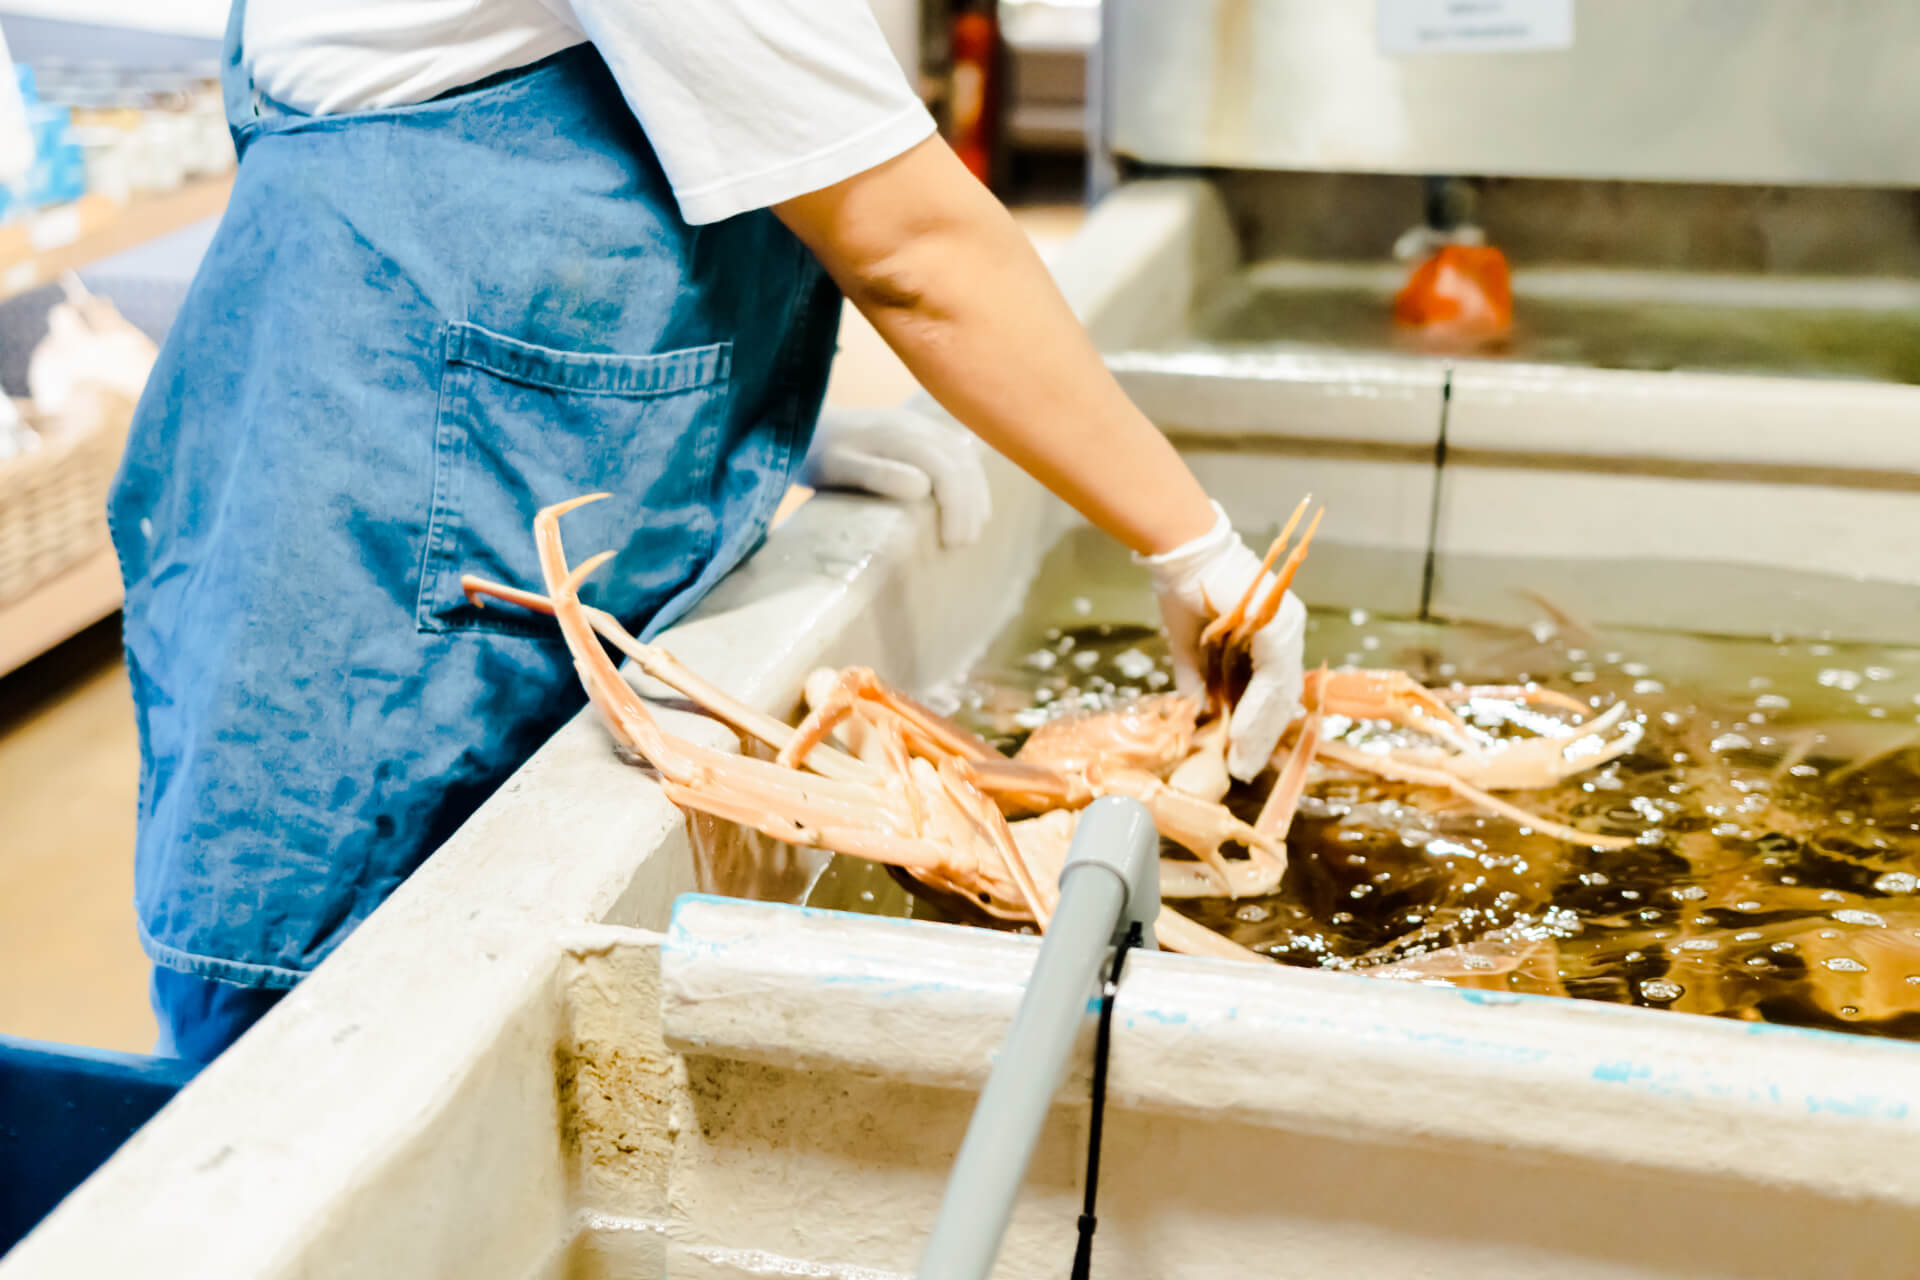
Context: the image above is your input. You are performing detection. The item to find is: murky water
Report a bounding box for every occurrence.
[1179,270,1920,384]
[810,526,1920,1039]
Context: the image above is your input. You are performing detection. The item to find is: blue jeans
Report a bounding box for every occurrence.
[150,967,286,1068]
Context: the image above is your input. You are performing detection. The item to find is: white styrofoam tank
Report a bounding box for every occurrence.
[6,180,1920,1279]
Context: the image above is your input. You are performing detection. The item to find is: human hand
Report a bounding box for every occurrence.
[801,404,991,547]
[28,285,157,420]
[1137,502,1306,782]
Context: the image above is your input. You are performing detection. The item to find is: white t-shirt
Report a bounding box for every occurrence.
[243,0,936,225]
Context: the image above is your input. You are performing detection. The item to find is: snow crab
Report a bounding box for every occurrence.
[462,494,1640,963]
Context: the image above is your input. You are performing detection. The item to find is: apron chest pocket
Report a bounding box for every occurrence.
[416,321,732,636]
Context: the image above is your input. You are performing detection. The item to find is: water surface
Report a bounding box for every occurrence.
[812,527,1920,1040]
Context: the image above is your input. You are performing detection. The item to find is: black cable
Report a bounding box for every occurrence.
[1070,919,1143,1280]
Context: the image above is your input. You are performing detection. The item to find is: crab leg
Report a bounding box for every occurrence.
[1306,669,1482,752]
[1158,858,1285,899]
[1256,671,1326,841]
[786,667,1005,767]
[1238,506,1323,643]
[944,759,1052,928]
[967,757,1090,810]
[530,501,895,828]
[1154,906,1267,963]
[1431,684,1595,719]
[1092,767,1284,891]
[659,781,955,871]
[1167,716,1230,803]
[1314,740,1635,850]
[1200,496,1310,653]
[461,572,873,784]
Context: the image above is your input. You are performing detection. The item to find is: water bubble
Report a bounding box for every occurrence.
[1113,648,1156,680]
[1071,596,1093,617]
[1671,885,1708,902]
[1818,668,1863,691]
[1735,900,1763,912]
[1841,1006,1860,1017]
[1234,903,1270,923]
[1834,909,1887,928]
[1823,956,1868,973]
[1872,872,1918,895]
[1867,666,1894,682]
[1025,648,1058,671]
[1678,938,1720,952]
[1736,931,1763,942]
[1639,979,1684,1002]
[1633,679,1666,695]
[1907,975,1920,987]
[1361,635,1380,652]
[1349,608,1371,625]
[1071,650,1100,672]
[1710,732,1753,753]
[1622,662,1651,677]
[1623,951,1645,964]
[1770,941,1798,954]
[1754,693,1791,711]
[1819,890,1848,903]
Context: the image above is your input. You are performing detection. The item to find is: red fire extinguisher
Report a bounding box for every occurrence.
[948,5,999,186]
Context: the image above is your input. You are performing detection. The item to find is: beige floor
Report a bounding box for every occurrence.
[0,205,1083,1054]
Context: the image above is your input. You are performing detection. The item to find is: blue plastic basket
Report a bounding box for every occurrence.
[0,1035,195,1257]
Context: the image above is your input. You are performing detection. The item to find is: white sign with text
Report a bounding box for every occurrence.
[1378,0,1575,54]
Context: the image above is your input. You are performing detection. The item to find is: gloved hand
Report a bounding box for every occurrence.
[1137,502,1307,783]
[27,288,158,423]
[801,404,991,548]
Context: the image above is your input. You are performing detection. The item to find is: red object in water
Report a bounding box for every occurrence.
[1393,244,1514,341]
[949,11,999,184]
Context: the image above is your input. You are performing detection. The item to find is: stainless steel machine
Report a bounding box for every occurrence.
[1079,0,1920,645]
[1087,0,1920,374]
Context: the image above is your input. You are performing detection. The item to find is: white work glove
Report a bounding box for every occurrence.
[1137,502,1307,783]
[801,404,990,548]
[27,291,157,423]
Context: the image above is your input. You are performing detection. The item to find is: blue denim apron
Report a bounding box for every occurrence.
[109,0,841,1053]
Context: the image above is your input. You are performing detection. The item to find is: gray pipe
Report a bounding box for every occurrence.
[917,796,1162,1280]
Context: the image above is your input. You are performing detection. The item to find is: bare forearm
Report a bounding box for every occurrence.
[775,139,1214,556]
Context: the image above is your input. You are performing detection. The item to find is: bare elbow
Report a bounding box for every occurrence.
[841,251,931,315]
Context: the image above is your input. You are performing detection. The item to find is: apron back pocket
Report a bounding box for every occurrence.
[416,320,732,636]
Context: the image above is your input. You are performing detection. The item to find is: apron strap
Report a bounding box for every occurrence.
[220,0,259,137]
